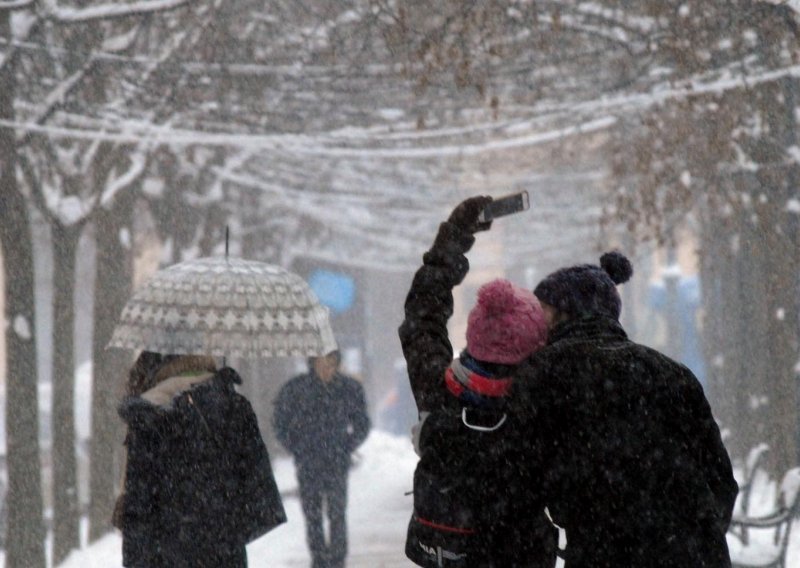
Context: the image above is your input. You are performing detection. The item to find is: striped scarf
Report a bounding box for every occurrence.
[444,354,513,409]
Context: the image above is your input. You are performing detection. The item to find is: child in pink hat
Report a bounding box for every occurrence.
[399,196,556,568]
[441,278,546,419]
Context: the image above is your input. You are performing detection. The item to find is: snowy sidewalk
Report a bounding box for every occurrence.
[27,430,800,567]
[57,431,419,568]
[252,431,417,567]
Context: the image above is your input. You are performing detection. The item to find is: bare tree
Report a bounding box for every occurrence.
[0,0,225,560]
[6,5,798,560]
[0,6,46,566]
[607,1,800,475]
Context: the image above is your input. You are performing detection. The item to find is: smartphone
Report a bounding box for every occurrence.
[478,190,530,223]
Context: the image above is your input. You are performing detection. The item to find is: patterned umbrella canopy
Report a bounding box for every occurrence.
[109,257,337,359]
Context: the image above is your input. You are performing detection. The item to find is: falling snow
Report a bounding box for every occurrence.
[13,315,31,340]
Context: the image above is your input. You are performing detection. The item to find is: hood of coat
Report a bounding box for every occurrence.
[140,372,215,408]
[119,355,217,425]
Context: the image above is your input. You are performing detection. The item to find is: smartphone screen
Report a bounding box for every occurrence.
[479,191,530,222]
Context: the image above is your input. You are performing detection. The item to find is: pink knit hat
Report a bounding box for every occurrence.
[466,278,547,365]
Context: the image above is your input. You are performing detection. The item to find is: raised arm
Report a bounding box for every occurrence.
[398,196,492,413]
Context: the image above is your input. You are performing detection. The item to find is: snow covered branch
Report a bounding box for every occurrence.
[19,61,97,147]
[41,0,195,23]
[17,151,93,226]
[0,114,617,158]
[289,117,618,159]
[758,0,800,16]
[100,148,148,207]
[0,0,32,10]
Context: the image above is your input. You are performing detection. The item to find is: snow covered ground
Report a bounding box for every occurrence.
[725,467,800,567]
[2,428,799,567]
[58,431,419,568]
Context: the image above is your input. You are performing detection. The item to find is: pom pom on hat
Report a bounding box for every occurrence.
[466,279,547,365]
[534,251,633,320]
[600,251,633,285]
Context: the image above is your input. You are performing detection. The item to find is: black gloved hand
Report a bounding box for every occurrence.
[447,195,493,234]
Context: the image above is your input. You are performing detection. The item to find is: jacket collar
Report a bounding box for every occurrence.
[140,372,215,408]
[548,315,628,345]
[152,355,216,385]
[308,370,344,386]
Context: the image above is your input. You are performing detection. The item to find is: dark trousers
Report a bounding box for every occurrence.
[297,464,349,568]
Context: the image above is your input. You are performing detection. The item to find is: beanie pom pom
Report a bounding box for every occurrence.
[600,251,633,285]
[476,279,519,316]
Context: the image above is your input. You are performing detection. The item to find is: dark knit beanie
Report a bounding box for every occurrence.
[533,251,633,320]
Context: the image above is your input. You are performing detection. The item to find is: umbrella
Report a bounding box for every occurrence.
[109,256,337,359]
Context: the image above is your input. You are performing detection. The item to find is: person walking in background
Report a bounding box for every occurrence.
[273,349,371,568]
[116,351,286,567]
[511,253,737,567]
[399,195,556,567]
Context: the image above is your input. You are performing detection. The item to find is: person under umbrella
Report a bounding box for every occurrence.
[116,351,286,567]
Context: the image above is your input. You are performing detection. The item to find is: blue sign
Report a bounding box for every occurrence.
[648,274,706,386]
[309,269,356,314]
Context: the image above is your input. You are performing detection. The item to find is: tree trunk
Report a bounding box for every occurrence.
[0,188,47,568]
[760,201,799,476]
[702,186,800,477]
[736,208,771,459]
[88,199,134,542]
[698,214,727,414]
[0,8,46,567]
[50,223,81,564]
[761,77,800,477]
[699,209,736,446]
[733,77,800,478]
[699,202,760,463]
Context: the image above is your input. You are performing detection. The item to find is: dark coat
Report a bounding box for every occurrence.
[273,370,370,474]
[511,316,738,568]
[119,367,286,568]
[399,220,476,415]
[399,220,556,568]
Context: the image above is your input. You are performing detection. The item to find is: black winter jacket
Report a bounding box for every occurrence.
[119,368,286,568]
[399,220,556,568]
[511,316,738,568]
[273,371,370,474]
